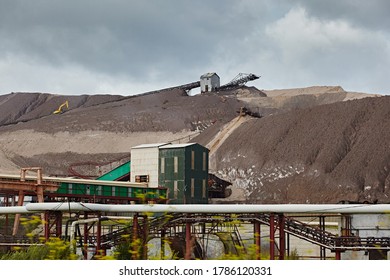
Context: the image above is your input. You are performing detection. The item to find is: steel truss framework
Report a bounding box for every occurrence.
[2,211,389,260]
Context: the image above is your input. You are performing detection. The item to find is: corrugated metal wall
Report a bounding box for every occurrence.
[159,144,209,204]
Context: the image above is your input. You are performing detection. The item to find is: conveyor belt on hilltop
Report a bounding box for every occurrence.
[126,72,260,97]
[132,81,201,97]
[217,73,260,91]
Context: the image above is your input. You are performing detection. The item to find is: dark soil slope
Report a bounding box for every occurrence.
[0,92,124,126]
[0,89,244,133]
[209,96,390,203]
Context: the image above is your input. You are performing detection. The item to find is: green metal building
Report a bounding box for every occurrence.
[158,143,209,204]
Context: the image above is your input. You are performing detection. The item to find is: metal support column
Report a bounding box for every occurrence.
[132,214,139,260]
[269,213,275,260]
[12,190,24,236]
[334,237,342,260]
[341,214,352,236]
[83,213,89,260]
[142,215,149,260]
[44,211,50,241]
[44,211,63,240]
[36,186,46,227]
[161,229,166,260]
[185,216,192,260]
[53,212,62,237]
[4,195,9,235]
[286,232,290,258]
[319,215,326,260]
[96,217,102,256]
[278,214,285,260]
[335,250,341,260]
[254,219,261,260]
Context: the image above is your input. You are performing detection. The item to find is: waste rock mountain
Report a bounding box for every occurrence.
[0,85,387,204]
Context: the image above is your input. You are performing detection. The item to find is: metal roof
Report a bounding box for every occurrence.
[131,143,169,149]
[131,142,208,150]
[200,72,219,79]
[160,143,197,149]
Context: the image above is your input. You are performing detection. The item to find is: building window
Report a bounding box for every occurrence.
[202,179,206,198]
[191,151,195,170]
[191,178,195,198]
[128,188,132,198]
[161,157,165,173]
[174,156,178,173]
[135,175,149,182]
[112,187,116,197]
[174,181,178,199]
[202,152,206,171]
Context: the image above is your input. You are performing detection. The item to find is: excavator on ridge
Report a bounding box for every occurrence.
[53,100,69,114]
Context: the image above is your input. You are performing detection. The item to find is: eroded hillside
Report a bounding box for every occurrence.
[0,86,387,204]
[198,96,390,203]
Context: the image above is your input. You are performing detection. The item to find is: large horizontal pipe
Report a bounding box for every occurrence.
[0,206,31,214]
[0,174,149,188]
[22,202,390,214]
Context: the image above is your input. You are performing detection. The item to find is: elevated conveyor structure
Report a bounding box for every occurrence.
[0,173,167,204]
[0,171,167,240]
[96,161,130,181]
[131,81,200,97]
[217,73,260,91]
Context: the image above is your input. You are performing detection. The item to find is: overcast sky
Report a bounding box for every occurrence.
[1,0,389,96]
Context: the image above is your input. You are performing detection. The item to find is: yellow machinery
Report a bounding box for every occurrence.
[53,100,69,114]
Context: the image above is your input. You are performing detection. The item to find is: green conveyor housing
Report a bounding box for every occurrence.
[97,161,130,181]
[55,161,167,202]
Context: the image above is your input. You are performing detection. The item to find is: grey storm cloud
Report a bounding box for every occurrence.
[296,0,390,31]
[0,0,389,95]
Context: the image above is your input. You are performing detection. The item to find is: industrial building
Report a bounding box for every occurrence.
[131,143,209,204]
[200,72,220,92]
[1,143,390,260]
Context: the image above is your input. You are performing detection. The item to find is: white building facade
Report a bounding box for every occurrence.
[200,72,220,92]
[130,143,169,188]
